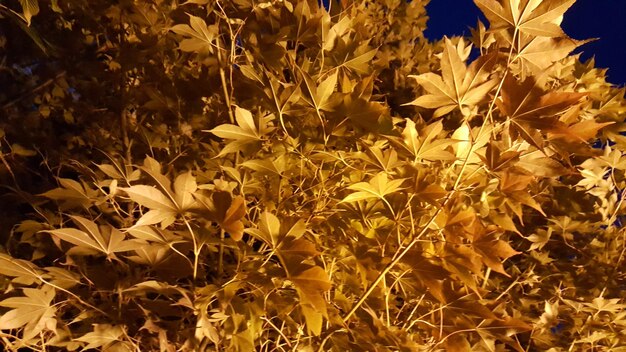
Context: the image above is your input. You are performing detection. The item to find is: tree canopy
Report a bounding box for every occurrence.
[1,0,625,350]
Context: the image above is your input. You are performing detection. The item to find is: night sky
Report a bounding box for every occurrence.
[425,0,626,86]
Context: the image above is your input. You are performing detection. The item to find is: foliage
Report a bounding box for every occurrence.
[1,0,626,350]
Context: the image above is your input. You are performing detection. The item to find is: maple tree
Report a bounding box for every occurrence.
[1,0,626,351]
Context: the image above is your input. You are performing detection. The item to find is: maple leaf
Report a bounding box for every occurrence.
[471,225,521,276]
[360,146,403,173]
[45,216,140,257]
[340,172,406,203]
[442,243,484,293]
[170,14,218,53]
[340,47,378,75]
[123,185,178,228]
[281,255,331,336]
[474,0,576,38]
[479,142,520,172]
[277,237,320,261]
[496,75,586,149]
[549,119,614,143]
[405,38,498,118]
[245,210,280,246]
[0,253,43,286]
[401,252,450,303]
[335,95,390,133]
[513,35,589,74]
[584,296,626,315]
[324,18,378,75]
[40,177,98,210]
[288,263,331,315]
[414,182,447,207]
[44,267,82,290]
[474,1,589,74]
[122,160,201,227]
[0,286,56,337]
[398,119,456,162]
[240,158,284,175]
[315,71,339,112]
[499,170,546,216]
[245,212,308,249]
[498,75,586,122]
[198,191,247,241]
[207,106,267,156]
[74,324,125,350]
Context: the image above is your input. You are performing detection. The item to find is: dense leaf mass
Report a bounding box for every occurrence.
[1,0,625,350]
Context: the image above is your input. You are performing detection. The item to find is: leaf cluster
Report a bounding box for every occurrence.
[0,0,625,351]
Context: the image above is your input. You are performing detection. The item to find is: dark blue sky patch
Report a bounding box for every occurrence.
[562,0,626,86]
[424,0,484,40]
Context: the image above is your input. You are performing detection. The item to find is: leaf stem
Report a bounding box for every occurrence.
[183,217,200,281]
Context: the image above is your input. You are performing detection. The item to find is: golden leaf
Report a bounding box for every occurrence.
[405,38,498,118]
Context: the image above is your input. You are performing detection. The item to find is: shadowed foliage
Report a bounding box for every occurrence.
[0,0,625,350]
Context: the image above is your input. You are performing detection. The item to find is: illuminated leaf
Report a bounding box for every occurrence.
[74,324,125,350]
[18,0,39,26]
[316,71,338,111]
[277,238,320,260]
[341,48,378,75]
[0,286,56,332]
[497,75,586,149]
[240,159,282,175]
[43,267,81,289]
[123,185,176,212]
[514,36,589,73]
[549,120,614,143]
[405,38,497,118]
[208,106,260,141]
[246,211,280,246]
[170,15,218,53]
[474,0,575,37]
[399,119,456,161]
[220,196,246,241]
[46,217,139,256]
[289,264,331,318]
[0,253,43,285]
[300,304,323,336]
[173,172,198,211]
[46,228,102,255]
[341,172,406,203]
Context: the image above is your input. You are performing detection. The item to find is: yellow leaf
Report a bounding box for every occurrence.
[170,15,217,53]
[234,106,259,138]
[18,0,39,26]
[405,38,497,118]
[549,120,614,143]
[173,172,198,211]
[0,286,55,332]
[290,265,331,314]
[0,253,43,285]
[300,304,323,336]
[122,185,177,212]
[74,324,125,350]
[316,71,338,111]
[341,172,405,203]
[474,0,575,37]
